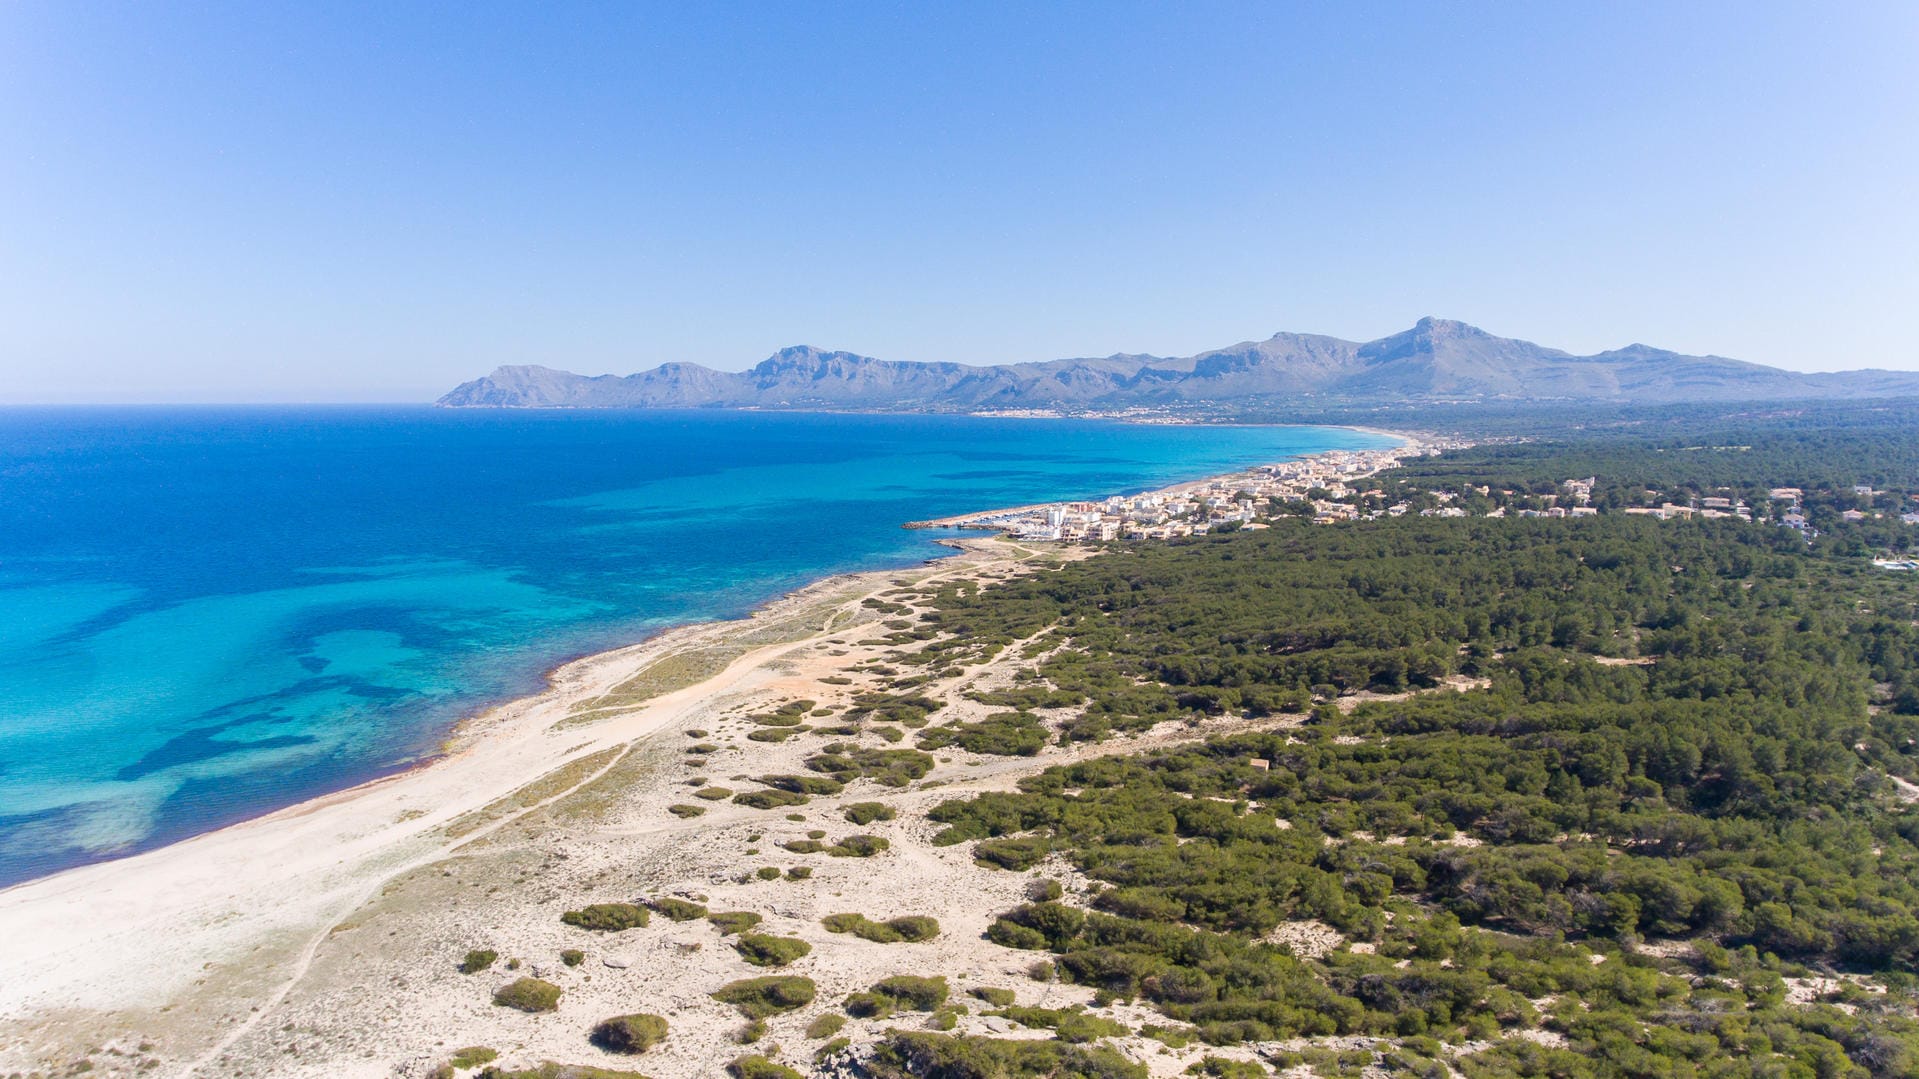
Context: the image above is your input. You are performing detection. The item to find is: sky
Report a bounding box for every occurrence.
[1,2,1916,403]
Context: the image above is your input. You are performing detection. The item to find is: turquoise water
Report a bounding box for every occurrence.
[0,407,1390,885]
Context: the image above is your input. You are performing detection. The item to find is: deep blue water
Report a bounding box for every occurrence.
[0,407,1390,886]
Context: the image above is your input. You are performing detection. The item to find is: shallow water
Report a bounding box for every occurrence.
[0,406,1391,885]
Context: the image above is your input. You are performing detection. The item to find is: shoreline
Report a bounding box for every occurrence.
[0,428,1418,1075]
[4,423,1414,898]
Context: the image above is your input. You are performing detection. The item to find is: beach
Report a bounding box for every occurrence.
[0,438,1424,1079]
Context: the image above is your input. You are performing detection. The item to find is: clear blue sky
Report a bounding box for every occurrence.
[2,2,1915,402]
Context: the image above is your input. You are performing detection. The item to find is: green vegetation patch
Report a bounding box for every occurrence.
[589,1013,668,1054]
[733,932,812,967]
[561,903,649,931]
[725,1056,802,1079]
[711,975,817,1018]
[844,801,898,825]
[491,977,563,1013]
[865,1032,1145,1079]
[694,786,733,801]
[845,974,949,1018]
[666,803,706,818]
[985,1004,1126,1043]
[449,1047,498,1068]
[706,910,763,935]
[733,788,810,810]
[805,745,935,786]
[821,912,940,943]
[459,948,498,974]
[646,897,708,922]
[757,773,844,795]
[805,1013,847,1039]
[827,834,889,857]
[917,711,1049,756]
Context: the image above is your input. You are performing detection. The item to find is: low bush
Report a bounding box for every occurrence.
[806,1013,847,1039]
[845,801,898,825]
[973,837,1049,871]
[712,975,818,1018]
[559,949,584,967]
[589,1013,668,1054]
[986,1005,1126,1043]
[667,803,706,818]
[449,1047,498,1068]
[694,787,732,801]
[781,839,825,854]
[917,712,1048,756]
[734,933,812,967]
[970,986,1016,1007]
[821,913,940,943]
[460,949,498,974]
[786,866,813,880]
[562,903,649,931]
[492,977,563,1013]
[847,974,949,1017]
[726,1056,802,1079]
[707,910,763,935]
[805,745,935,786]
[864,1032,1147,1079]
[828,834,889,857]
[733,789,809,810]
[647,897,708,922]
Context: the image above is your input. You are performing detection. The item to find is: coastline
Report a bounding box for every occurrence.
[0,430,1417,1076]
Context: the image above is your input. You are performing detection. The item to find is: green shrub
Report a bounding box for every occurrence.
[734,933,812,967]
[845,801,898,825]
[647,897,708,922]
[449,1047,498,1068]
[589,1013,668,1054]
[562,903,649,931]
[806,1013,847,1039]
[726,1056,802,1079]
[758,774,844,795]
[781,839,826,854]
[973,837,1049,871]
[559,949,584,967]
[865,1032,1147,1079]
[695,787,733,801]
[821,913,940,943]
[460,949,498,974]
[849,974,950,1017]
[746,727,806,742]
[492,977,563,1013]
[828,834,889,857]
[712,975,818,1018]
[987,1005,1125,1043]
[971,986,1016,1007]
[734,789,809,810]
[917,712,1048,756]
[667,803,706,818]
[753,866,781,881]
[707,911,763,935]
[786,866,813,880]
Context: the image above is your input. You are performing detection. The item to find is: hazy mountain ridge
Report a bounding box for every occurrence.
[439,317,1919,409]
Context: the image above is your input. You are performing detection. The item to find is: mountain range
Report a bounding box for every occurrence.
[438,318,1919,410]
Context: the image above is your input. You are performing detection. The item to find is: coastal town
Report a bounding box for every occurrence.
[917,440,1919,549]
[909,439,1461,541]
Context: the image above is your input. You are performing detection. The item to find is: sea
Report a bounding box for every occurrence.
[0,407,1391,887]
